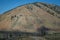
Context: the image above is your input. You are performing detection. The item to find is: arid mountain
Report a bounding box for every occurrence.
[0,2,60,32]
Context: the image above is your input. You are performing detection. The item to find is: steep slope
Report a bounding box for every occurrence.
[0,2,60,32]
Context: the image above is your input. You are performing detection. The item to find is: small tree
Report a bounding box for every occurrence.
[37,26,49,36]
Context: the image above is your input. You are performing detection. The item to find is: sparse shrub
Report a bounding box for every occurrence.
[34,3,42,8]
[11,15,17,20]
[27,6,33,10]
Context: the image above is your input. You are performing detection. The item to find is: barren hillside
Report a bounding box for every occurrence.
[0,2,60,32]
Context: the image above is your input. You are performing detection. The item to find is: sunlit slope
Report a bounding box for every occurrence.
[0,2,60,32]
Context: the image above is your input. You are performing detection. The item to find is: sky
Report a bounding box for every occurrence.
[0,0,60,14]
